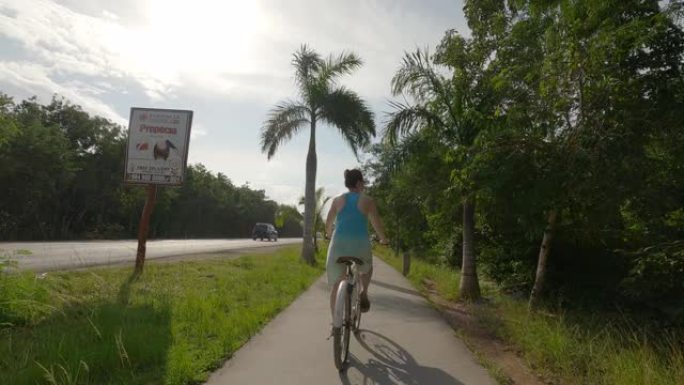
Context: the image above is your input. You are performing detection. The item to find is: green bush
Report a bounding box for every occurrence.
[0,271,51,327]
[0,251,51,327]
[479,243,535,294]
[620,241,684,325]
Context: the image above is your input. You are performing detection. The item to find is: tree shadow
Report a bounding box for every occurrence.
[339,329,464,385]
[368,292,439,322]
[0,272,172,385]
[371,280,422,297]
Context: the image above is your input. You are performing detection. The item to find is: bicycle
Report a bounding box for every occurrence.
[331,256,364,371]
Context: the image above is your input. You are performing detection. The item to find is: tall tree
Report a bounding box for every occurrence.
[261,45,375,264]
[488,0,684,309]
[384,29,499,300]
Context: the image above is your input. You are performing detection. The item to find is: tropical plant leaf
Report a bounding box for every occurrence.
[319,87,375,159]
[261,101,310,159]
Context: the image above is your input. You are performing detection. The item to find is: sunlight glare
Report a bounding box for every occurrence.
[114,0,263,89]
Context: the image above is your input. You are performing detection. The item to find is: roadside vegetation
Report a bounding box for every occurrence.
[363,1,683,383]
[375,247,684,385]
[0,246,324,385]
[0,95,303,241]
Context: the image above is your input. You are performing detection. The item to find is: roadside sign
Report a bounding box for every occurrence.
[124,107,193,185]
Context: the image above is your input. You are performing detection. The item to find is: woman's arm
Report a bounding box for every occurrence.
[367,197,388,244]
[325,197,338,238]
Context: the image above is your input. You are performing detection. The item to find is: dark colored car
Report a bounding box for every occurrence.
[252,223,278,241]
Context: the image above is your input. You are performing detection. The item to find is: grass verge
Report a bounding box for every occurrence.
[1,245,323,385]
[374,247,684,385]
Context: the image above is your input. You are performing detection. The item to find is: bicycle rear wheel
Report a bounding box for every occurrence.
[333,288,351,370]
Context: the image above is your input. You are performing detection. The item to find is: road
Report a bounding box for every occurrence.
[0,238,301,271]
[205,257,496,385]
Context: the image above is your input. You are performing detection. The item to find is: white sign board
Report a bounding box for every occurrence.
[124,108,193,185]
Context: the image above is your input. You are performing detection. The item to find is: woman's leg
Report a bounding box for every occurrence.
[360,266,373,293]
[359,266,373,311]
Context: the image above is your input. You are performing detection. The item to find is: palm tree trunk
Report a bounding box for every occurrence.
[529,209,558,311]
[459,197,481,301]
[301,118,317,265]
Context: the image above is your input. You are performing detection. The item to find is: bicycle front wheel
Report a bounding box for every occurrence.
[333,289,351,370]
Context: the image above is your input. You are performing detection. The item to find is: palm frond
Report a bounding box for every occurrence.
[261,101,311,159]
[392,49,451,104]
[292,44,324,103]
[298,187,331,230]
[318,52,363,85]
[383,101,444,145]
[319,87,376,159]
[383,132,433,174]
[299,186,326,207]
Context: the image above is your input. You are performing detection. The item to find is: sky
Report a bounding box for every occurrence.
[0,0,468,207]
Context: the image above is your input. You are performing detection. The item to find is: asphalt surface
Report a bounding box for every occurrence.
[205,257,496,385]
[0,238,301,271]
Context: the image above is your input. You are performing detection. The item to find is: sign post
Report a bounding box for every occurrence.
[124,107,193,274]
[135,184,157,274]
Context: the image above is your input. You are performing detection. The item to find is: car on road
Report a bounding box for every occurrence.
[252,223,278,241]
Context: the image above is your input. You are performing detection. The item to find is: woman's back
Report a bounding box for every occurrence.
[334,192,368,239]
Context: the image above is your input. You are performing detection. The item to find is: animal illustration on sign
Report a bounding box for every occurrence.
[153,140,178,160]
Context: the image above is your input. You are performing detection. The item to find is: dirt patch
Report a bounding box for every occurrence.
[421,281,546,385]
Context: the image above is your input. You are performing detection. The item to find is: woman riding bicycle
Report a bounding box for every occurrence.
[325,169,388,314]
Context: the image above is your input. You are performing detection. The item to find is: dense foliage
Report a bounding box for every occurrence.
[0,95,302,240]
[367,0,684,320]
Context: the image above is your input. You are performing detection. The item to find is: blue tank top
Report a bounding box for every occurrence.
[335,192,368,238]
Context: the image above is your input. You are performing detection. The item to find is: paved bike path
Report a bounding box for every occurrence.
[205,258,496,385]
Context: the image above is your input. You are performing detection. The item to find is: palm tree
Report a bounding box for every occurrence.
[299,187,331,252]
[384,37,492,300]
[261,45,375,265]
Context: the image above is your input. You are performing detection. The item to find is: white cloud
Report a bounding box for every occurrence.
[0,0,464,102]
[190,122,208,139]
[0,61,126,123]
[101,9,119,21]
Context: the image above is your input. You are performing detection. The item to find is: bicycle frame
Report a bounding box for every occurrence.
[332,263,358,328]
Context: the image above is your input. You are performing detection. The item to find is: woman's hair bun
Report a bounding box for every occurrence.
[344,168,364,189]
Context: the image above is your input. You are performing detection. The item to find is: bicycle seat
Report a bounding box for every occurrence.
[336,256,364,266]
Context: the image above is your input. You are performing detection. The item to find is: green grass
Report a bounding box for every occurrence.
[483,299,684,385]
[375,247,684,385]
[0,246,324,385]
[374,247,497,301]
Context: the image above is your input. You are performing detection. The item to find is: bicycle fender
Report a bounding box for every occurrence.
[333,281,349,328]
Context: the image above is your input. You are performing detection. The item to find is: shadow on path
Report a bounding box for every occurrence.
[339,329,464,385]
[371,280,422,298]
